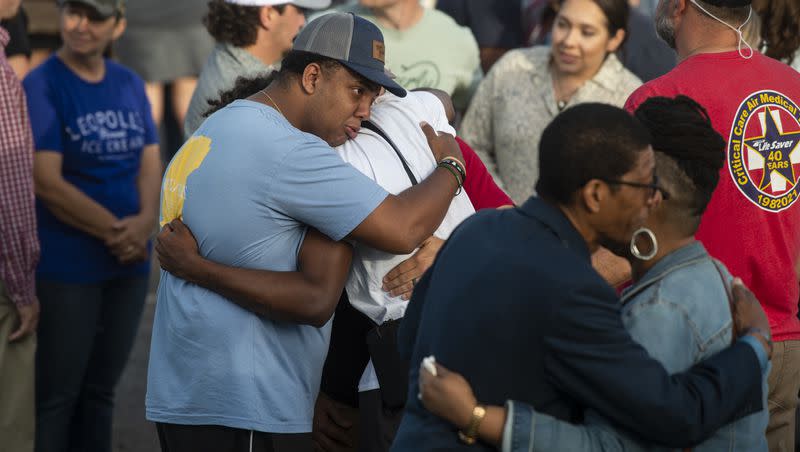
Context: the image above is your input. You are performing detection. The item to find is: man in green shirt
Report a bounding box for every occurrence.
[319,0,481,109]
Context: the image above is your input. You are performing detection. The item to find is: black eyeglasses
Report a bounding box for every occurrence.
[601,175,671,200]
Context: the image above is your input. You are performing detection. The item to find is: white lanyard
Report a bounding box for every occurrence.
[690,0,754,59]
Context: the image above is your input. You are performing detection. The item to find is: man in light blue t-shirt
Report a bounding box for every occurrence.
[146,13,467,452]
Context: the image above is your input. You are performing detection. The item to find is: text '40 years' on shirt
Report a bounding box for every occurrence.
[625,51,800,341]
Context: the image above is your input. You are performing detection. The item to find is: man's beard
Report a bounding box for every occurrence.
[655,0,677,49]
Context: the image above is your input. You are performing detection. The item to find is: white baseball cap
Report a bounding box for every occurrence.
[225,0,331,8]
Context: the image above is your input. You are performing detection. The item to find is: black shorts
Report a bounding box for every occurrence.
[155,422,312,452]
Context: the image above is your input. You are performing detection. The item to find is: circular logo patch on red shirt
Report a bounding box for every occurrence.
[728,90,800,212]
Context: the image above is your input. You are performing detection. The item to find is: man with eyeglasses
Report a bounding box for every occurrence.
[600,175,671,201]
[183,0,330,139]
[390,103,773,451]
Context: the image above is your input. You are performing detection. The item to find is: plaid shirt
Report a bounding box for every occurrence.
[0,26,39,307]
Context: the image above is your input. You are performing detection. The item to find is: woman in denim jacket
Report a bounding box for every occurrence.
[416,96,770,451]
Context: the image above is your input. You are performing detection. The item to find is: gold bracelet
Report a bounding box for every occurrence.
[457,404,486,445]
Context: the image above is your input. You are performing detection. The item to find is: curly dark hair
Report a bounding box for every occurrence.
[203,51,346,118]
[535,104,651,205]
[204,73,276,118]
[203,0,287,47]
[753,0,800,64]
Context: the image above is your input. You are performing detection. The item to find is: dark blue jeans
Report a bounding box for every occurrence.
[35,276,148,452]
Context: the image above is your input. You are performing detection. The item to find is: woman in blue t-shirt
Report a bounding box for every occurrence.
[22,1,160,451]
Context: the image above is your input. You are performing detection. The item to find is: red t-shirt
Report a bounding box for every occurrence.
[626,51,800,341]
[458,137,514,210]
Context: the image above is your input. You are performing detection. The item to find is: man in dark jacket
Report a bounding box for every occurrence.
[391,103,772,451]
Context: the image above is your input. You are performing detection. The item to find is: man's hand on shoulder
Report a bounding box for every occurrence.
[383,236,444,300]
[155,219,205,283]
[421,122,463,163]
[730,278,773,359]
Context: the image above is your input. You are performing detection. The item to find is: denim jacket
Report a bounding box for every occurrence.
[502,242,769,452]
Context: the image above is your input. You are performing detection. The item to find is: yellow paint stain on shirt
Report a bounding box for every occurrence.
[160,135,212,227]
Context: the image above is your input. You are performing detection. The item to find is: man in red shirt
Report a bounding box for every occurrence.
[625,0,800,449]
[0,0,40,450]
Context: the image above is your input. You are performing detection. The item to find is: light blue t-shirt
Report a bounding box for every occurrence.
[146,99,388,433]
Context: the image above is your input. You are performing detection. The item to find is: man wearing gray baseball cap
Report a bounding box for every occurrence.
[184,0,331,138]
[147,12,466,452]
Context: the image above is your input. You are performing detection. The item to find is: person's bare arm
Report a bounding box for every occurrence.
[348,123,464,254]
[591,247,632,288]
[7,55,30,80]
[34,151,119,241]
[157,219,352,327]
[382,236,444,300]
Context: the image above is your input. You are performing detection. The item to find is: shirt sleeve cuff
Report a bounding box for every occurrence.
[6,278,37,307]
[501,400,514,452]
[9,292,34,307]
[739,334,769,372]
[502,400,535,452]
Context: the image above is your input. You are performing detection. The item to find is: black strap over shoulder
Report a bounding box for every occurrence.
[361,120,419,186]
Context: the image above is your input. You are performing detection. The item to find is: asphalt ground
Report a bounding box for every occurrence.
[111,268,160,452]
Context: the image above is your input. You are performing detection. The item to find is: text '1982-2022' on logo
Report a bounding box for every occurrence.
[728,90,800,212]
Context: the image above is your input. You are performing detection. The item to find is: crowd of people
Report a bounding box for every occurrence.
[0,0,799,452]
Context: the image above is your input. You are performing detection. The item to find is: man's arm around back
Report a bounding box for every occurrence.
[543,280,767,448]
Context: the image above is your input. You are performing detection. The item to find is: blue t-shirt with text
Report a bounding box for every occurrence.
[23,56,158,283]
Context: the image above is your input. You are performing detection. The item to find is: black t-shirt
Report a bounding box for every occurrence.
[437,0,524,48]
[1,9,31,58]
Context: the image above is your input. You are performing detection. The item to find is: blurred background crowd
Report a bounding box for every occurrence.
[1,0,800,451]
[4,0,797,163]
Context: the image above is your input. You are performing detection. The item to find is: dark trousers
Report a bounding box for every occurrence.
[320,295,407,452]
[358,390,404,452]
[156,422,313,452]
[320,292,372,408]
[35,276,148,452]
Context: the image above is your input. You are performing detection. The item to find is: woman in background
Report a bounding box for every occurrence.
[460,0,641,204]
[751,0,800,71]
[23,1,161,451]
[114,0,213,134]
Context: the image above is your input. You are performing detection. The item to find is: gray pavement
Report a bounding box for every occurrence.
[112,269,160,452]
